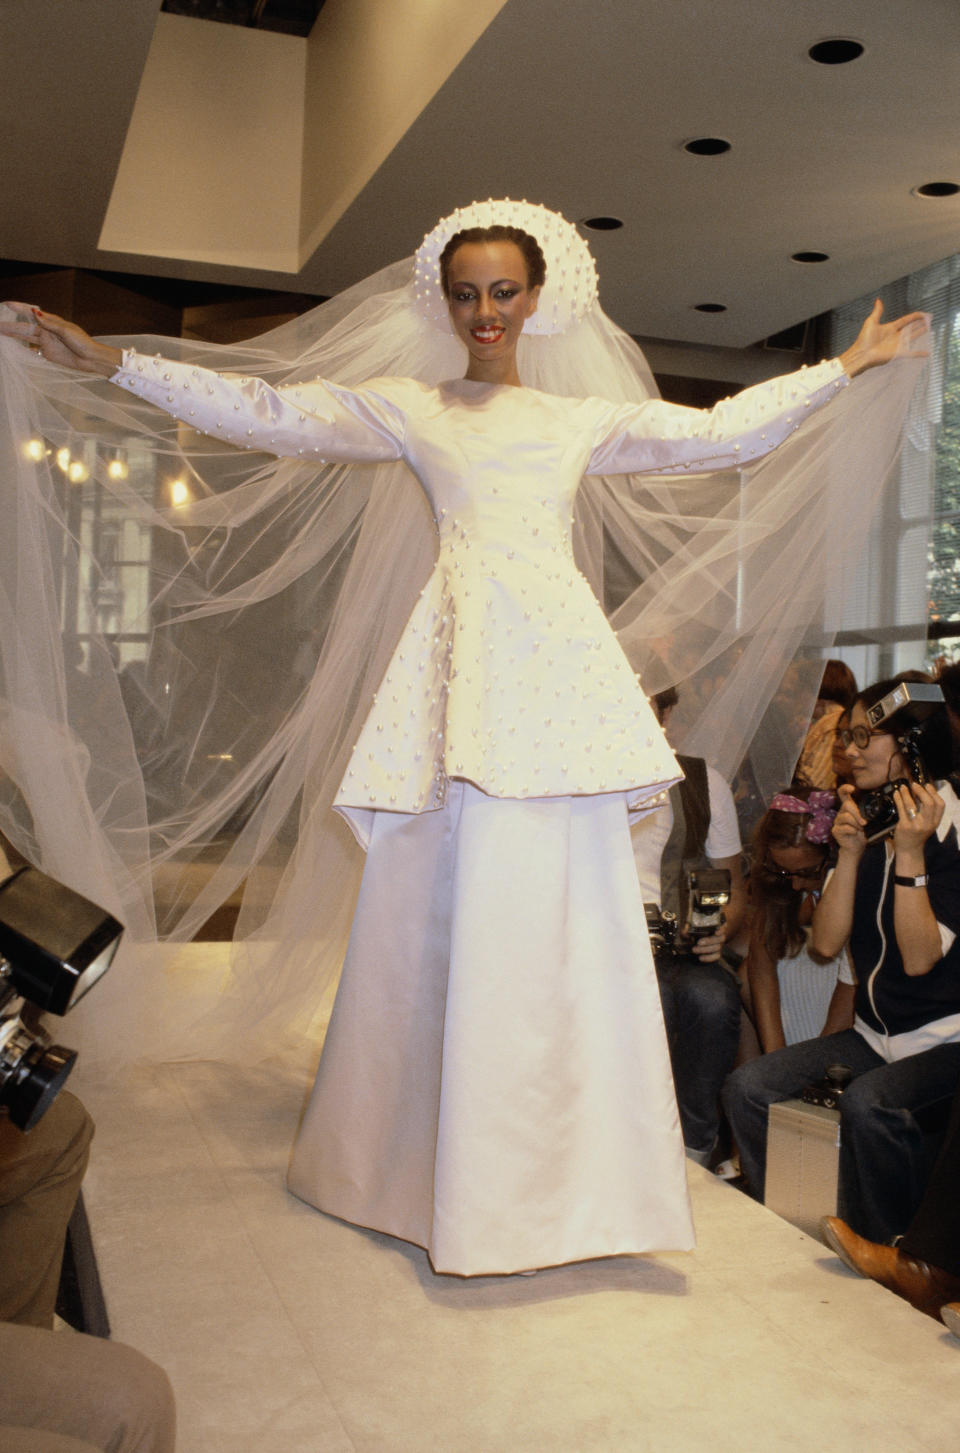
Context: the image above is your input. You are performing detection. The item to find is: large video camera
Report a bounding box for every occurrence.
[0,867,123,1131]
[858,681,946,843]
[645,866,731,960]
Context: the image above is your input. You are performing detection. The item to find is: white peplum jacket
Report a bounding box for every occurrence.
[112,352,848,844]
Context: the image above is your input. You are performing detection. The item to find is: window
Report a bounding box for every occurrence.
[827,254,960,683]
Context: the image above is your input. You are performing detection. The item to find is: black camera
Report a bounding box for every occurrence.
[644,903,679,958]
[800,1063,853,1110]
[0,867,123,1131]
[859,682,945,843]
[645,866,731,959]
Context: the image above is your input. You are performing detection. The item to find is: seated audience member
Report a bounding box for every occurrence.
[794,659,858,791]
[0,1094,176,1452]
[821,1066,960,1336]
[0,823,176,1453]
[723,673,960,1244]
[828,706,855,793]
[0,830,93,1331]
[631,687,745,1164]
[744,789,855,1053]
[813,659,859,721]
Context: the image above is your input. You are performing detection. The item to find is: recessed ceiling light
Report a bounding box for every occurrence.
[913,181,960,199]
[792,251,830,263]
[683,137,731,156]
[808,38,864,65]
[694,303,727,313]
[581,216,624,231]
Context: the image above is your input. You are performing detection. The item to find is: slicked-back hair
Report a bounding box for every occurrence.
[439,226,547,298]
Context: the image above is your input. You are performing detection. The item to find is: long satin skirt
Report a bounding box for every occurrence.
[287,780,694,1275]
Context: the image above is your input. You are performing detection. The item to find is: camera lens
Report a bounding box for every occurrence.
[2,1040,76,1131]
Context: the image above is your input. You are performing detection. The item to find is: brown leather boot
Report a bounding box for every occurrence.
[820,1216,960,1321]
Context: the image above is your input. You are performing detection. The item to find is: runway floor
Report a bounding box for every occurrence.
[72,948,959,1453]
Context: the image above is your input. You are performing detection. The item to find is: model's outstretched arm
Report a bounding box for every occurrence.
[838,299,929,377]
[0,304,407,464]
[587,301,930,479]
[0,304,121,375]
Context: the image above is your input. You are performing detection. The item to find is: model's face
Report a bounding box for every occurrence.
[842,702,902,790]
[445,241,540,373]
[766,842,825,893]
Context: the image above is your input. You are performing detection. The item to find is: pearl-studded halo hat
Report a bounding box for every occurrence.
[412,199,599,337]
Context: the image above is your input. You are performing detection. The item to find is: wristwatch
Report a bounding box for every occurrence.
[894,873,929,888]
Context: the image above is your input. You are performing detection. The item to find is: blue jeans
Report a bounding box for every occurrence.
[655,955,742,1156]
[722,1029,960,1243]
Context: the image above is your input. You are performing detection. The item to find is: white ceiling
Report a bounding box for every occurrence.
[3,0,960,348]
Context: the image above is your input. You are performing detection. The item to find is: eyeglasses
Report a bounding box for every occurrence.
[760,860,824,882]
[837,724,884,750]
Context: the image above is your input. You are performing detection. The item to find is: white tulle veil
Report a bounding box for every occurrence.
[0,203,928,1066]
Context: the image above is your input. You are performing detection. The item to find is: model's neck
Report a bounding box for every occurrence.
[463,359,523,387]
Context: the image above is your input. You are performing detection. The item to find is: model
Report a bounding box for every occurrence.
[0,201,927,1273]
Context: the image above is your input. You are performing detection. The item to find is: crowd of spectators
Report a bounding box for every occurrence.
[653,656,960,1334]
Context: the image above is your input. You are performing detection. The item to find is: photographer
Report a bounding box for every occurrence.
[0,844,176,1452]
[632,689,745,1165]
[742,788,855,1053]
[723,674,960,1244]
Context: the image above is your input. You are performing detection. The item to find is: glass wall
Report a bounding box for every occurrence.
[828,254,960,686]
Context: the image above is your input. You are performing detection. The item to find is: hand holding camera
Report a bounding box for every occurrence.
[836,777,943,856]
[645,867,731,962]
[891,780,944,853]
[690,927,727,964]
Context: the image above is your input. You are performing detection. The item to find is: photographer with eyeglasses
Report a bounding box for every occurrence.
[723,672,960,1248]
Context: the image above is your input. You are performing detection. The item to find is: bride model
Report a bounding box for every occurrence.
[0,201,927,1274]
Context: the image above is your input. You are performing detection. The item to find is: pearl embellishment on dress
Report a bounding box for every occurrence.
[108,349,849,820]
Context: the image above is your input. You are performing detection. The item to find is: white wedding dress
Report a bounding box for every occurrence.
[112,351,848,1274]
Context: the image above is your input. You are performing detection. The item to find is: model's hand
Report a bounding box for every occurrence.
[838,299,930,378]
[0,303,121,376]
[892,780,943,853]
[832,782,868,857]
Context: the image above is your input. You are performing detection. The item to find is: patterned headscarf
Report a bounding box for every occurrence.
[768,789,837,844]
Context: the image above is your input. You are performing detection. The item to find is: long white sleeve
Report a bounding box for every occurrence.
[110,350,407,464]
[586,359,848,476]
